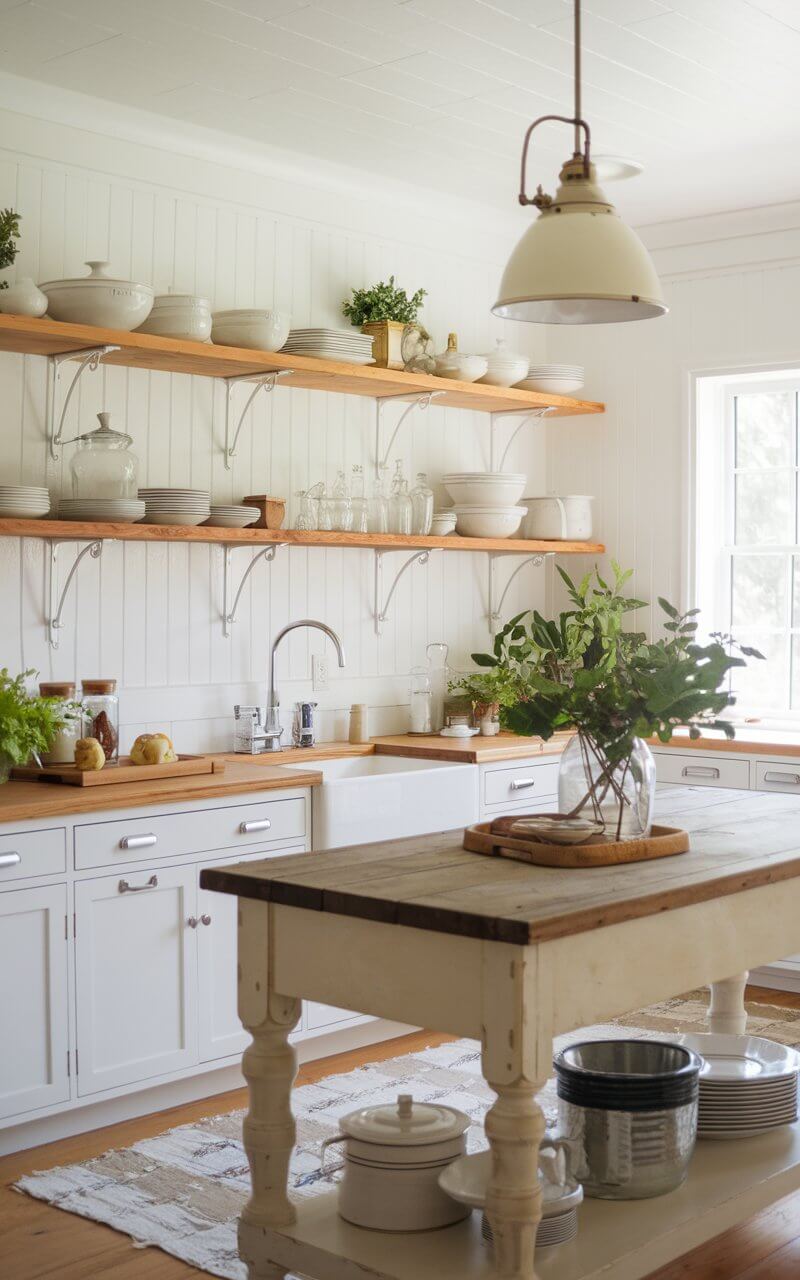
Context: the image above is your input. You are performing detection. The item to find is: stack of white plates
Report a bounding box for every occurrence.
[515,364,585,394]
[282,328,375,365]
[675,1033,799,1139]
[203,504,260,528]
[439,1150,582,1253]
[139,488,211,526]
[482,1206,579,1250]
[59,497,144,523]
[0,485,50,518]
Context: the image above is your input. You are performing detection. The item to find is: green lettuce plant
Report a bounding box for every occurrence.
[0,669,66,778]
[342,276,426,326]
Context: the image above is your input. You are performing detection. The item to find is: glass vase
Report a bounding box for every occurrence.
[558,733,656,841]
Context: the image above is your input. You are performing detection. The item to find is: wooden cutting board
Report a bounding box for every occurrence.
[463,815,690,868]
[11,754,225,787]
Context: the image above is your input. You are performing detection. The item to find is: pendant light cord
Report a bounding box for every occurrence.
[517,0,591,203]
[574,0,582,157]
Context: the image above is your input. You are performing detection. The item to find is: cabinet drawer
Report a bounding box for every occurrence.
[0,827,66,885]
[482,760,560,809]
[755,761,800,793]
[655,752,750,790]
[74,796,306,870]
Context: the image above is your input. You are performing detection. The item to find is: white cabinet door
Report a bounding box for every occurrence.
[75,865,198,1096]
[197,845,306,1063]
[0,884,70,1119]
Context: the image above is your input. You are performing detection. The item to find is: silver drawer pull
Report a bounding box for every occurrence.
[200,913,212,926]
[119,874,158,893]
[0,852,21,869]
[119,833,158,850]
[239,819,271,834]
[187,916,198,928]
[510,778,535,791]
[681,765,720,779]
[764,771,800,785]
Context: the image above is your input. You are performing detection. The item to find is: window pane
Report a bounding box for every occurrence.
[735,391,794,469]
[730,632,787,712]
[793,556,800,628]
[791,637,800,709]
[732,555,787,629]
[735,470,794,544]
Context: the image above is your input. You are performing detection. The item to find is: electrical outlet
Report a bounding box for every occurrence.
[312,654,329,691]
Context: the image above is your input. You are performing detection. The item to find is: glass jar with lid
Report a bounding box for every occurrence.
[70,412,138,499]
[39,681,82,764]
[81,679,119,763]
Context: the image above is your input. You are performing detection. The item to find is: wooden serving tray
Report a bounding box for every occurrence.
[12,754,226,787]
[463,815,690,868]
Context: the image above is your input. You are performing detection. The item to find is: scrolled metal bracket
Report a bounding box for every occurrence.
[48,538,104,649]
[224,370,294,470]
[488,551,551,635]
[221,542,286,637]
[374,391,447,479]
[47,346,121,461]
[489,405,555,471]
[373,548,438,637]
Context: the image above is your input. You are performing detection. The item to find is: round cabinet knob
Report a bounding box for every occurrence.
[200,913,212,926]
[187,916,199,928]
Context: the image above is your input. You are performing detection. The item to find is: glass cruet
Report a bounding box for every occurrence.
[410,472,434,535]
[388,460,412,535]
[369,465,389,534]
[350,464,369,533]
[331,469,353,532]
[69,412,138,499]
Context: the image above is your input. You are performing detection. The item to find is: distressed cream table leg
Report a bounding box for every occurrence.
[237,899,301,1280]
[708,972,749,1034]
[482,944,549,1280]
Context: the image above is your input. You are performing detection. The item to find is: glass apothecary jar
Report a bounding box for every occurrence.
[39,681,82,764]
[409,667,433,735]
[81,678,119,763]
[70,412,138,499]
[558,733,656,841]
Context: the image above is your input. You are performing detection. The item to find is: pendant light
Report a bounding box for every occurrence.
[492,0,666,325]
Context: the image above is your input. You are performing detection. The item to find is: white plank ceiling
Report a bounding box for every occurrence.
[1,0,798,223]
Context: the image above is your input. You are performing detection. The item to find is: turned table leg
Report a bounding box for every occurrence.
[708,972,749,1034]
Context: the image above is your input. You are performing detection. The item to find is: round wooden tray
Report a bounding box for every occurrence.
[463,815,690,868]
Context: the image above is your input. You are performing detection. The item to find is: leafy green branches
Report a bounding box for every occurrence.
[342,276,427,326]
[0,208,21,289]
[0,669,65,770]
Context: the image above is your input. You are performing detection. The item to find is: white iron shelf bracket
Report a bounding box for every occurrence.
[374,391,447,479]
[224,369,294,471]
[488,551,552,635]
[489,405,555,471]
[373,548,439,637]
[48,538,105,649]
[221,542,286,637]
[47,346,121,461]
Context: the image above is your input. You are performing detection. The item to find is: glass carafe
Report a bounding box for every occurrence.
[368,465,389,534]
[426,642,449,732]
[69,412,138,499]
[410,472,434,535]
[331,469,352,532]
[409,666,433,734]
[350,464,369,533]
[388,460,412,535]
[294,483,321,531]
[317,486,333,531]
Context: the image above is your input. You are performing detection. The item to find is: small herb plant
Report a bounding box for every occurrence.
[0,669,66,777]
[0,209,21,290]
[342,276,426,326]
[448,668,519,713]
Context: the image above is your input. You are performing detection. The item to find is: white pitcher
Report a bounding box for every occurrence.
[522,495,594,541]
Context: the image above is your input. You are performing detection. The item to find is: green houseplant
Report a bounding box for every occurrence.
[342,276,427,370]
[467,563,762,840]
[0,209,21,289]
[0,669,67,781]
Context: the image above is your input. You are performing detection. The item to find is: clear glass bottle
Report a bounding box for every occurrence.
[81,678,119,764]
[409,667,433,734]
[69,412,138,499]
[388,460,412,535]
[294,485,320,531]
[350,464,369,533]
[368,465,389,534]
[331,469,352,532]
[425,643,449,732]
[410,472,434,535]
[39,681,82,764]
[558,733,656,841]
[316,486,333,531]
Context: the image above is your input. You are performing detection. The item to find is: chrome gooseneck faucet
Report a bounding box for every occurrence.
[260,619,346,751]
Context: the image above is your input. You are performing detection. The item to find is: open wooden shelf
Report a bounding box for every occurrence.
[0,518,604,555]
[0,314,605,417]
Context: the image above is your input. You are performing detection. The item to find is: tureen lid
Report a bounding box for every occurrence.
[40,261,152,292]
[340,1093,470,1145]
[481,337,527,364]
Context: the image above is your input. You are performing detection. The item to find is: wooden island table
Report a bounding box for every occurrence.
[200,785,800,1280]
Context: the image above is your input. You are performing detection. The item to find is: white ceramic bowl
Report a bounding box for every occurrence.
[452,505,526,538]
[433,353,488,382]
[137,293,212,342]
[143,511,209,526]
[0,502,49,518]
[443,472,526,506]
[478,339,529,388]
[40,261,154,330]
[211,309,291,352]
[430,511,457,536]
[515,376,584,394]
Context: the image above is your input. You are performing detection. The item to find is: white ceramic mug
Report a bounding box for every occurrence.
[522,495,593,541]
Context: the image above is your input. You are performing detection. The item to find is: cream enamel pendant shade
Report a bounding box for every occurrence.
[493,0,666,325]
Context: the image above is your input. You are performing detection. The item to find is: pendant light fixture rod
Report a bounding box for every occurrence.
[574,0,582,156]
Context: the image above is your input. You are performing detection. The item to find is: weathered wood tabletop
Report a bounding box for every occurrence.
[200,785,800,945]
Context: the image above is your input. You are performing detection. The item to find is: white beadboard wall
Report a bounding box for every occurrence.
[0,94,553,751]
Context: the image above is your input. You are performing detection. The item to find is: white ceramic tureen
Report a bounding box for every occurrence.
[39,261,154,330]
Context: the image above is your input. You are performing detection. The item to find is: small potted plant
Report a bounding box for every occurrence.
[0,208,21,289]
[448,668,518,735]
[342,276,427,370]
[0,668,68,782]
[468,563,762,840]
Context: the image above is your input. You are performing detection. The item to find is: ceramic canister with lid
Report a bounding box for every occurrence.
[320,1093,471,1232]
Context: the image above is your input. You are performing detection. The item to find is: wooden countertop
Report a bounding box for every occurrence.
[0,758,322,824]
[201,786,800,946]
[230,732,570,767]
[650,730,800,757]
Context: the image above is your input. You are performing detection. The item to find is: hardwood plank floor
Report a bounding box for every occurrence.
[2,991,800,1279]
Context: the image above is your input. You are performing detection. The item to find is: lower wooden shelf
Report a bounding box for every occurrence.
[0,518,604,556]
[248,1124,800,1280]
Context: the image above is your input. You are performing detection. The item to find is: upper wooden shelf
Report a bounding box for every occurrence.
[0,518,605,556]
[0,314,605,417]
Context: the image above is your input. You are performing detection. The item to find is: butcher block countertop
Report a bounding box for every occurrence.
[650,728,800,757]
[0,758,322,825]
[201,785,800,945]
[229,731,571,766]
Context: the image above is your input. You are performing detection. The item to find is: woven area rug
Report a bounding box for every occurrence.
[16,992,800,1280]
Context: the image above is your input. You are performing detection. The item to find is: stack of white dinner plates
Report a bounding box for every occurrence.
[139,488,211,526]
[515,364,585,394]
[58,497,144,523]
[282,328,375,364]
[675,1033,800,1139]
[203,504,260,528]
[439,1148,582,1252]
[0,485,50,518]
